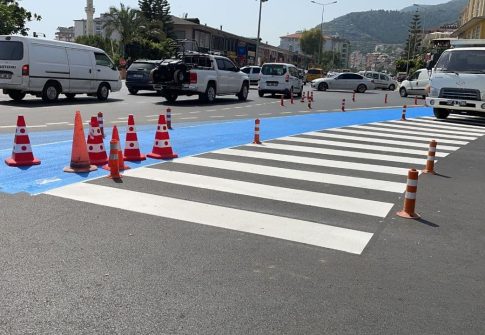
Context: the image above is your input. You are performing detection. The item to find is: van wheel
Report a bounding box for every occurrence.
[8,91,26,102]
[128,88,138,95]
[433,108,450,119]
[42,83,60,102]
[65,93,76,100]
[258,91,264,97]
[399,87,408,97]
[318,82,327,91]
[97,83,110,101]
[389,84,396,91]
[284,87,293,99]
[237,82,249,101]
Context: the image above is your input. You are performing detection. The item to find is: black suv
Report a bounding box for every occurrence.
[125,60,162,95]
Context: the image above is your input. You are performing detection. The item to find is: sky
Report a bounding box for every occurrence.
[20,0,450,45]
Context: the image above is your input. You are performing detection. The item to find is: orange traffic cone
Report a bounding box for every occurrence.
[64,111,97,173]
[107,139,122,180]
[103,126,130,171]
[5,115,41,167]
[87,116,108,165]
[147,114,178,159]
[123,114,146,161]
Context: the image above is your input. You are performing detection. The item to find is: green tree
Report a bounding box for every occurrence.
[75,35,119,60]
[138,0,174,40]
[300,28,321,60]
[0,0,41,35]
[103,3,141,57]
[402,12,422,64]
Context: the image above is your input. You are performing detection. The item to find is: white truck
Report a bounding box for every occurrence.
[0,35,121,102]
[426,39,485,119]
[151,51,249,103]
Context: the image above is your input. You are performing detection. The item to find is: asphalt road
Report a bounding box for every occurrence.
[1,87,484,334]
[0,83,423,134]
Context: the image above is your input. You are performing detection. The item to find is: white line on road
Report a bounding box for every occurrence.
[209,115,225,118]
[215,148,410,176]
[45,122,69,125]
[189,111,201,114]
[391,119,485,133]
[124,168,394,218]
[234,114,248,117]
[46,183,373,254]
[248,142,427,164]
[351,125,476,141]
[180,117,199,120]
[175,156,406,193]
[370,122,484,137]
[258,113,272,116]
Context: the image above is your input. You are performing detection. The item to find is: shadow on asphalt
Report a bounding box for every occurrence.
[417,218,440,228]
[0,97,124,108]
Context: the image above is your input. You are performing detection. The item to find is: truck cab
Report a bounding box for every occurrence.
[426,40,485,119]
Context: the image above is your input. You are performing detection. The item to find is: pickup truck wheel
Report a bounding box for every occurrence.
[258,91,264,97]
[399,87,408,97]
[65,93,76,100]
[97,83,110,101]
[237,83,249,101]
[8,91,26,102]
[201,84,216,103]
[42,82,60,102]
[433,108,450,119]
[165,92,178,103]
[128,88,138,95]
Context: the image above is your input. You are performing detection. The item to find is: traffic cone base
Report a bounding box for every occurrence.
[396,210,421,219]
[64,164,97,173]
[5,156,40,167]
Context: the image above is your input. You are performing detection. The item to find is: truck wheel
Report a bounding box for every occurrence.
[65,93,76,100]
[237,83,249,101]
[399,87,408,97]
[97,83,110,101]
[42,82,60,102]
[8,91,26,102]
[165,92,178,103]
[433,108,450,119]
[201,84,216,103]
[128,88,138,95]
[258,91,264,97]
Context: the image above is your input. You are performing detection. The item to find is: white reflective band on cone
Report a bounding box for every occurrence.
[429,147,436,152]
[407,179,418,187]
[88,144,105,153]
[427,155,435,161]
[15,127,27,135]
[154,141,171,148]
[13,143,32,152]
[125,141,140,149]
[405,191,416,200]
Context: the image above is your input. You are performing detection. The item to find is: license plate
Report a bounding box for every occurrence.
[267,82,278,87]
[0,73,12,79]
[133,74,143,78]
[447,100,466,106]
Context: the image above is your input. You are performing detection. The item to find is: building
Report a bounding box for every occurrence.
[55,26,75,42]
[279,32,350,68]
[349,51,365,70]
[74,13,121,41]
[171,16,311,67]
[453,0,485,38]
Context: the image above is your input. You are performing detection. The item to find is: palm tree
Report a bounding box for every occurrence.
[103,3,141,57]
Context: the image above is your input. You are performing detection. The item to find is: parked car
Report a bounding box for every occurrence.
[311,72,375,93]
[258,63,304,98]
[305,68,324,84]
[359,71,396,91]
[0,35,121,102]
[241,66,261,85]
[399,68,430,98]
[126,60,162,95]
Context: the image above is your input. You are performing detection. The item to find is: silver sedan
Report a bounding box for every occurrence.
[311,73,376,93]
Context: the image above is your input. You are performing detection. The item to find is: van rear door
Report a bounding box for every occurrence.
[0,40,25,86]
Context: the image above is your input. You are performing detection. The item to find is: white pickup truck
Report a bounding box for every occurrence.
[426,39,485,119]
[151,52,249,103]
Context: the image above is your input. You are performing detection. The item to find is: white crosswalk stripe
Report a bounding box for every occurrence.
[44,115,482,255]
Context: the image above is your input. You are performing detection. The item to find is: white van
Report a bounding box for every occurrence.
[258,63,304,98]
[0,35,122,102]
[399,68,430,98]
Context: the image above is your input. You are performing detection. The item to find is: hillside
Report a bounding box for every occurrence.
[318,0,467,52]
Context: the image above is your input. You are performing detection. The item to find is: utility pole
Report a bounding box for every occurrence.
[255,0,268,66]
[311,1,337,66]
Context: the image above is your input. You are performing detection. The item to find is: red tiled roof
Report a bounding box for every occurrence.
[280,33,302,39]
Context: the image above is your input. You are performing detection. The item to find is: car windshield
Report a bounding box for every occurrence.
[435,50,485,73]
[0,41,23,60]
[262,64,285,76]
[128,62,157,71]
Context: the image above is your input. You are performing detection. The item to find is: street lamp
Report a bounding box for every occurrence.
[310,0,337,65]
[255,0,268,66]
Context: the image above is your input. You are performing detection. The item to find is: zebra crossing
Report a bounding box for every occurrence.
[45,115,485,255]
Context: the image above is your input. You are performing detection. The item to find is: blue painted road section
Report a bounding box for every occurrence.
[0,107,433,195]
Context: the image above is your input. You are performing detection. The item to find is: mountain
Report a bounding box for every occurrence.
[318,0,468,53]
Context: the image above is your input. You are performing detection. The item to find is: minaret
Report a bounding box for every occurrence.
[85,0,95,36]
